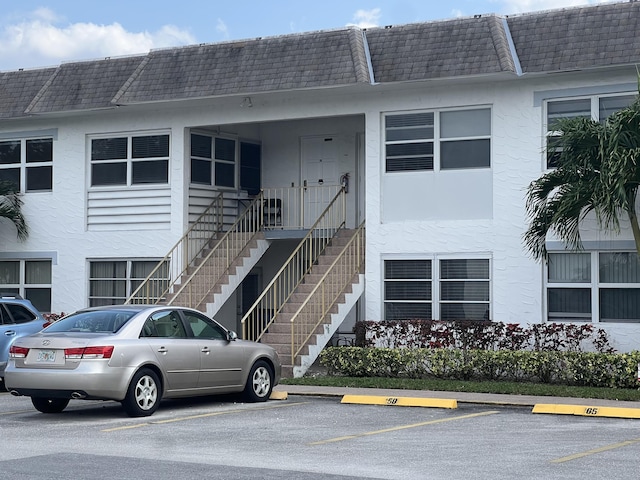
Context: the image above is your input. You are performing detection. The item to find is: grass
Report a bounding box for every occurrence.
[280,375,640,402]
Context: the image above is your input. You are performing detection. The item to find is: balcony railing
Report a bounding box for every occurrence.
[261,185,342,230]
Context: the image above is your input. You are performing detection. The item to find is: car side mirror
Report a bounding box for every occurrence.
[228,330,238,341]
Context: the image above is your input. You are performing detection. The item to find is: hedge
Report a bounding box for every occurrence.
[354,320,615,353]
[319,347,640,388]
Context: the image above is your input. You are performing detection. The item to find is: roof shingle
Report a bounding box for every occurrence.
[507,2,640,73]
[114,28,370,104]
[366,15,516,83]
[26,56,146,114]
[0,68,56,119]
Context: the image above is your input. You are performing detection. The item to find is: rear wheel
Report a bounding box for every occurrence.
[121,368,160,417]
[244,360,273,402]
[31,397,69,414]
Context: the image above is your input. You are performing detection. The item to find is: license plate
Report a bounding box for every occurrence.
[36,349,56,363]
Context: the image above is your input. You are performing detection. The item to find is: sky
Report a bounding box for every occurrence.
[0,0,618,72]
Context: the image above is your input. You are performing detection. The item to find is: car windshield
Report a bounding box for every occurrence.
[44,310,137,334]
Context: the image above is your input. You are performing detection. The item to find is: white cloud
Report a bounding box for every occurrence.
[348,8,382,28]
[0,8,196,71]
[216,19,230,39]
[497,0,617,14]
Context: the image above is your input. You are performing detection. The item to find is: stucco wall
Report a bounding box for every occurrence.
[2,69,640,350]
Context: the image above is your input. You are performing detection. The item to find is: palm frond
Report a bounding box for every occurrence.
[0,180,28,241]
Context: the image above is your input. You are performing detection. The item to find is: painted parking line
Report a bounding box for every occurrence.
[102,401,308,432]
[341,394,457,409]
[552,437,640,463]
[533,404,640,419]
[309,410,499,445]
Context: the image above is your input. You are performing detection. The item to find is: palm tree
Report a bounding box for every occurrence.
[0,180,28,241]
[524,90,640,260]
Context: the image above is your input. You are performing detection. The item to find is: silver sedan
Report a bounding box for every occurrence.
[4,305,281,417]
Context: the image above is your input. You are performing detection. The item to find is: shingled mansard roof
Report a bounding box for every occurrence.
[0,1,639,119]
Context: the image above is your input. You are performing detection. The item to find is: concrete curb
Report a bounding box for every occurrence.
[273,384,640,414]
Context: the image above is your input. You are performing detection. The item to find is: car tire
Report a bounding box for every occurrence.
[121,368,161,417]
[244,360,273,402]
[31,397,70,414]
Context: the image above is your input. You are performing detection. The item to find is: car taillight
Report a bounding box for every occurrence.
[64,346,114,359]
[82,346,114,359]
[42,322,52,329]
[9,345,29,358]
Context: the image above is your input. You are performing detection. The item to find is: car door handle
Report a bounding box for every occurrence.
[4,330,16,336]
[201,347,211,355]
[157,347,168,354]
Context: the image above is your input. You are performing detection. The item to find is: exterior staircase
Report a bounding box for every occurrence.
[259,227,364,377]
[166,231,269,317]
[126,193,266,311]
[128,186,363,379]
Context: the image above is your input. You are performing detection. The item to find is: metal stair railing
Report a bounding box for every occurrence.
[126,192,225,305]
[289,222,365,367]
[241,187,346,341]
[167,192,265,309]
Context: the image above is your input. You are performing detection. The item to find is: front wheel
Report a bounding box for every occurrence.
[121,368,161,417]
[31,397,69,414]
[244,360,273,402]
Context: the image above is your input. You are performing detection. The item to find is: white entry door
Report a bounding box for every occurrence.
[301,135,339,227]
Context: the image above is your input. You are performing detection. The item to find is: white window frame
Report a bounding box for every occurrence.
[544,92,635,168]
[384,106,492,173]
[190,132,238,189]
[0,137,54,193]
[89,131,170,188]
[383,255,491,321]
[545,251,640,323]
[88,259,168,307]
[0,259,52,312]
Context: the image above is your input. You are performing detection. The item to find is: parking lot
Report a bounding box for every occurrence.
[1,390,639,479]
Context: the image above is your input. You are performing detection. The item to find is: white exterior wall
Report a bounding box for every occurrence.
[362,70,640,351]
[2,68,640,349]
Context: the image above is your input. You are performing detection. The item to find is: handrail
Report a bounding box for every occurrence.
[241,187,346,341]
[289,222,365,367]
[167,192,265,308]
[126,193,225,305]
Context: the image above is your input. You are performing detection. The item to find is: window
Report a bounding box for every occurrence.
[384,260,432,320]
[143,311,187,338]
[545,94,635,168]
[384,108,491,172]
[384,258,490,321]
[191,133,237,188]
[439,259,490,320]
[89,260,169,306]
[547,252,640,323]
[91,134,169,186]
[183,310,227,339]
[0,303,38,325]
[0,138,53,192]
[0,259,52,312]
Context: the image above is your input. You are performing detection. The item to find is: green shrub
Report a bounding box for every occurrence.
[319,347,640,389]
